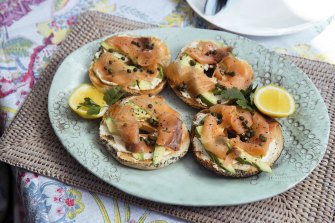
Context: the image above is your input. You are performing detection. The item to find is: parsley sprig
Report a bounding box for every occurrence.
[77,86,125,115]
[221,85,257,111]
[77,98,102,115]
[103,86,125,105]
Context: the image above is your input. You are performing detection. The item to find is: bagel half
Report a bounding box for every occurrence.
[89,35,170,95]
[166,40,253,109]
[100,95,190,170]
[191,107,284,177]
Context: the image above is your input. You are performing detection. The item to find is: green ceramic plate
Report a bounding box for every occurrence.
[48,28,330,206]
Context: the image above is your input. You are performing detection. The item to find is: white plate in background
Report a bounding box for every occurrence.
[186,0,335,36]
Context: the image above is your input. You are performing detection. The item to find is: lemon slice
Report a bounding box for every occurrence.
[68,84,107,119]
[254,85,295,118]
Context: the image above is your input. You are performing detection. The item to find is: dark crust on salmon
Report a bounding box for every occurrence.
[191,109,284,178]
[89,35,170,95]
[99,96,191,170]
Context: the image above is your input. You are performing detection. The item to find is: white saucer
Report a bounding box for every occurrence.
[187,0,335,36]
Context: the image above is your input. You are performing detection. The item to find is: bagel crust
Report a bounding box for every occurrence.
[168,78,207,110]
[89,35,170,95]
[191,109,284,177]
[100,96,190,170]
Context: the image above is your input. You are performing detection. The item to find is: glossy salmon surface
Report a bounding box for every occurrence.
[108,95,183,153]
[166,41,253,102]
[200,105,280,158]
[93,36,170,92]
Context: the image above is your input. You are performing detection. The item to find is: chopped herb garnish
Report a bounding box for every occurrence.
[108,60,112,65]
[215,83,226,90]
[222,87,245,101]
[133,67,138,72]
[103,86,125,105]
[108,68,113,74]
[221,85,257,111]
[77,98,101,115]
[76,87,125,116]
[127,69,131,73]
[213,83,227,95]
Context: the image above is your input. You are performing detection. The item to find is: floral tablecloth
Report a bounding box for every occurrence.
[1,0,335,222]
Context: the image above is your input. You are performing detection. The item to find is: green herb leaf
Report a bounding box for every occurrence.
[249,92,255,106]
[103,86,125,105]
[221,85,257,111]
[221,87,246,101]
[77,97,101,115]
[236,99,253,111]
[242,85,254,96]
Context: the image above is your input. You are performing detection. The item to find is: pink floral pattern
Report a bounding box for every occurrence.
[0,0,46,26]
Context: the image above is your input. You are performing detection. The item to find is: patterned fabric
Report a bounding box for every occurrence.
[17,170,178,223]
[0,0,335,222]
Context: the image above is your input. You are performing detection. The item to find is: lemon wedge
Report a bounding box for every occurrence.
[68,84,107,119]
[254,85,295,118]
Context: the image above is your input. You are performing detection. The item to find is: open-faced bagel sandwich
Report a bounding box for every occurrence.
[166,40,253,109]
[100,95,190,170]
[191,104,284,177]
[89,35,170,95]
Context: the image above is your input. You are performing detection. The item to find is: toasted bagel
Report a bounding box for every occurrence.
[100,95,190,170]
[89,35,170,95]
[166,40,253,109]
[191,107,284,177]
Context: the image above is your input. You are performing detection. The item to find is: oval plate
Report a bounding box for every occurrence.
[48,28,330,206]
